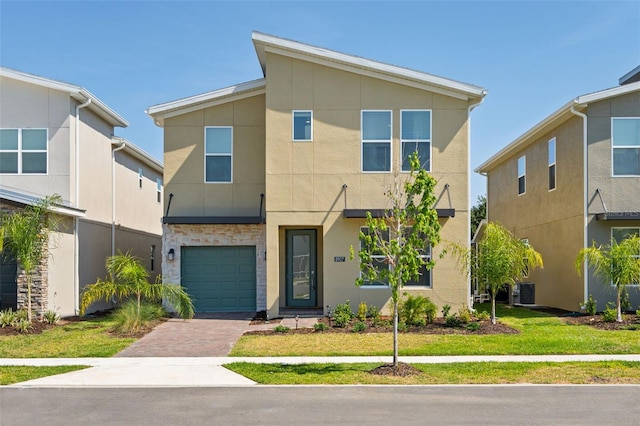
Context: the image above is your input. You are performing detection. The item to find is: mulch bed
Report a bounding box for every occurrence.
[562,313,640,330]
[370,362,422,377]
[0,321,54,336]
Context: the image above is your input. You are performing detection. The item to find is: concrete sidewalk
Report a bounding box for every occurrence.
[4,354,640,388]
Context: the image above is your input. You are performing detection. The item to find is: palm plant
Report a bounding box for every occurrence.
[0,194,62,321]
[576,235,640,322]
[80,251,194,319]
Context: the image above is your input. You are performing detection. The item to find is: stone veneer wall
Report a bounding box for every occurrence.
[1,201,49,317]
[162,223,267,311]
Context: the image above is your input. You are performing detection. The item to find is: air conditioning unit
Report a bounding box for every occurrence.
[519,283,535,304]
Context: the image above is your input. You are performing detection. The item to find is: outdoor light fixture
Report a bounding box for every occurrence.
[167,248,175,261]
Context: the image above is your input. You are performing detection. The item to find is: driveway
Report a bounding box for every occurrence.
[114,313,317,357]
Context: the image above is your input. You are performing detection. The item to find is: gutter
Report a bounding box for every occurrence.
[569,102,588,305]
[111,138,127,257]
[74,98,91,315]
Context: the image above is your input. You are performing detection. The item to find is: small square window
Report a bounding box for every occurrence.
[292,111,312,141]
[518,156,526,195]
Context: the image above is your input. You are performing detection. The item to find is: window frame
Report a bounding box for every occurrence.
[292,110,313,142]
[138,168,143,188]
[518,155,526,195]
[0,128,48,175]
[400,109,432,173]
[361,110,392,173]
[611,227,640,287]
[156,178,162,203]
[548,138,556,191]
[611,117,640,177]
[204,126,233,184]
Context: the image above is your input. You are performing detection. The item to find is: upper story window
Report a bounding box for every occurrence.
[518,155,526,195]
[156,178,162,203]
[205,127,232,183]
[362,110,391,172]
[612,118,640,176]
[138,168,143,188]
[401,110,431,172]
[548,138,556,191]
[292,111,312,141]
[0,128,47,174]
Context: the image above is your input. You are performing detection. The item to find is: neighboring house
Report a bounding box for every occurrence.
[0,67,163,317]
[147,32,486,317]
[476,67,640,312]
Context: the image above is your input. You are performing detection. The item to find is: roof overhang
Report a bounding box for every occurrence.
[343,208,455,219]
[251,32,486,102]
[619,65,640,85]
[596,212,640,221]
[476,81,640,174]
[146,79,266,127]
[163,216,264,225]
[0,67,128,128]
[0,187,85,218]
[112,137,163,173]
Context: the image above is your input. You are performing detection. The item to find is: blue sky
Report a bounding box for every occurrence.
[1,1,639,202]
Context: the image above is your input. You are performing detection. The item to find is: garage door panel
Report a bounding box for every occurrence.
[181,246,256,312]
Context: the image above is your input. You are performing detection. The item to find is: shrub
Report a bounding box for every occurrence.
[400,294,436,326]
[584,294,597,316]
[397,321,408,332]
[457,306,472,324]
[466,322,481,331]
[352,321,367,333]
[621,288,632,313]
[367,305,381,323]
[14,318,32,333]
[273,325,290,333]
[445,316,462,328]
[15,309,29,322]
[110,300,168,334]
[602,303,618,323]
[475,310,490,321]
[357,301,368,321]
[0,309,16,328]
[333,300,354,328]
[441,304,451,319]
[313,322,328,332]
[43,310,60,325]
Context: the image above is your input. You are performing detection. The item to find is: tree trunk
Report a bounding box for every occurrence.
[491,294,497,325]
[393,298,398,367]
[27,276,32,322]
[617,287,623,323]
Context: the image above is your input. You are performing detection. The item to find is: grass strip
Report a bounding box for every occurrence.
[0,318,135,358]
[0,366,88,385]
[225,361,640,385]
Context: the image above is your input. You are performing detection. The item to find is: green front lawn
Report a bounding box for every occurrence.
[226,361,640,385]
[0,366,88,385]
[230,304,640,356]
[0,318,136,358]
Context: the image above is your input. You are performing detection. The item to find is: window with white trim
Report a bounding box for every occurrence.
[362,110,391,172]
[612,118,640,176]
[518,155,526,195]
[360,227,389,286]
[548,138,556,191]
[0,128,47,174]
[138,168,143,188]
[611,227,640,286]
[205,126,232,183]
[401,110,431,172]
[156,178,162,203]
[292,111,312,141]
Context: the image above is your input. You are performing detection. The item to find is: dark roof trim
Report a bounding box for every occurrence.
[596,212,640,221]
[163,216,264,225]
[343,208,455,218]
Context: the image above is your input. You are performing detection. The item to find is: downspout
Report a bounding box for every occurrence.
[466,94,486,308]
[111,138,127,257]
[570,102,588,304]
[74,98,91,315]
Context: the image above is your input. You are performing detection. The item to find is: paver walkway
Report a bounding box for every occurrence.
[115,313,319,357]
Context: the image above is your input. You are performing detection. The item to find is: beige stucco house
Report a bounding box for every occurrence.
[0,67,163,317]
[477,67,640,312]
[147,32,486,317]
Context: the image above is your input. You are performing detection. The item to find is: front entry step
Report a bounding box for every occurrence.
[279,307,324,317]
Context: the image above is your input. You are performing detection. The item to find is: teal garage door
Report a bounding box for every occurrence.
[181,246,256,312]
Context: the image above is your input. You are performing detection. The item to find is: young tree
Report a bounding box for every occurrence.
[575,235,640,322]
[464,222,543,324]
[354,153,441,368]
[0,194,62,322]
[470,195,486,238]
[80,251,194,319]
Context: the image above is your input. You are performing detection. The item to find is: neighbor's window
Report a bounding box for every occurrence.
[548,138,556,191]
[611,228,640,286]
[518,155,526,195]
[205,127,232,183]
[612,118,640,176]
[401,110,431,172]
[292,111,312,141]
[156,178,162,203]
[138,168,143,188]
[362,110,391,172]
[0,128,47,174]
[150,244,156,272]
